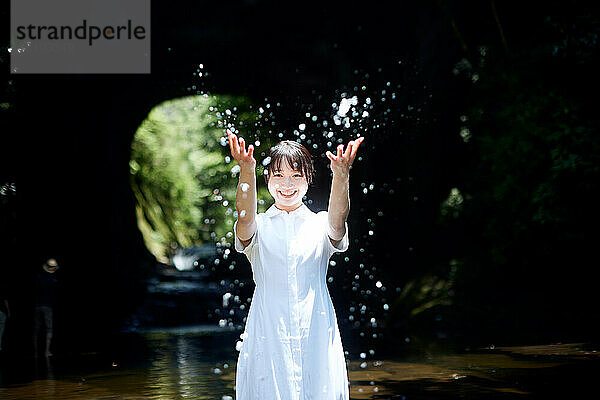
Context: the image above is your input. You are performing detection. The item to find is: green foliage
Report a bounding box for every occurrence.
[130,95,271,264]
[468,71,599,246]
[448,42,600,339]
[387,274,454,322]
[428,10,600,340]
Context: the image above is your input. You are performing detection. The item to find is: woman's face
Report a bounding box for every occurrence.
[267,161,308,212]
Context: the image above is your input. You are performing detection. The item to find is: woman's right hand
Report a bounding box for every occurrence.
[227,129,256,170]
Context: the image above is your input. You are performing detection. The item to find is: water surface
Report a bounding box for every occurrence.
[1,327,597,399]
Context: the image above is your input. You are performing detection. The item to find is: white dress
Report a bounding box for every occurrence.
[234,203,350,400]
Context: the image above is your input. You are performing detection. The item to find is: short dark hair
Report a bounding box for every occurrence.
[264,140,314,185]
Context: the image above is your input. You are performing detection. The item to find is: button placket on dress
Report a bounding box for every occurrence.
[284,212,303,398]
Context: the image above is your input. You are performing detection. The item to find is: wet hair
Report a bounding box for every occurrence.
[263,140,314,185]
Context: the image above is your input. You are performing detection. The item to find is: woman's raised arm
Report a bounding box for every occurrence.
[227,129,257,245]
[325,137,364,246]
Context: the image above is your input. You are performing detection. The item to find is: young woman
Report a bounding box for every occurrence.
[227,129,364,399]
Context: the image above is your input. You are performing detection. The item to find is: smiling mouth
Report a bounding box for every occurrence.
[278,190,297,199]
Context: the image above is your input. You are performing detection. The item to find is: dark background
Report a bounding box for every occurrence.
[1,0,599,357]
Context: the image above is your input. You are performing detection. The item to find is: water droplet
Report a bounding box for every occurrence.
[223,292,232,307]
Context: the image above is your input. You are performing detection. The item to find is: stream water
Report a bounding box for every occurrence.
[1,326,597,399]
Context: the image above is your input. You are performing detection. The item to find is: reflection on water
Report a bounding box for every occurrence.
[144,329,235,399]
[1,331,598,400]
[0,326,238,400]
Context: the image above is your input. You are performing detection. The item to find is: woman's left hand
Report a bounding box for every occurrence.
[326,136,365,177]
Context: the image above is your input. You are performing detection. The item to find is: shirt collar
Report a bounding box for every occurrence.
[265,203,312,218]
